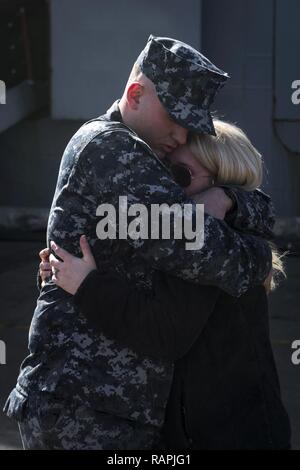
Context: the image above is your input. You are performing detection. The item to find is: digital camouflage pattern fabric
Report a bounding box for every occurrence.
[18,392,160,450]
[4,100,274,450]
[137,35,229,135]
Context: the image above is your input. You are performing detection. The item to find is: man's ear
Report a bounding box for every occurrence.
[126,83,144,110]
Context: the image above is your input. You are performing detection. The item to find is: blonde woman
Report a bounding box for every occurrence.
[39,120,291,449]
[170,120,284,290]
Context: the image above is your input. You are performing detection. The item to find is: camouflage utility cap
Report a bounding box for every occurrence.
[136,34,229,135]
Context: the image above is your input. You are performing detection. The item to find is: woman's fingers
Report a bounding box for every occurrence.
[49,254,63,270]
[39,261,51,272]
[46,237,95,295]
[39,248,50,262]
[50,241,70,261]
[39,260,52,283]
[52,274,59,285]
[80,235,96,267]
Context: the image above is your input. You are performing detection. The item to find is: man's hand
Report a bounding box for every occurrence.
[39,248,51,287]
[192,187,233,220]
[50,235,97,295]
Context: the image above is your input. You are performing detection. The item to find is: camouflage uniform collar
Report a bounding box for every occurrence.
[104,100,175,177]
[105,99,124,123]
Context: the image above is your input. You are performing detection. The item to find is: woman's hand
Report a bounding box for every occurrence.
[39,248,51,287]
[50,235,97,295]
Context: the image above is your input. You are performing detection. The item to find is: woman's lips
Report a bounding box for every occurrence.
[163,144,176,153]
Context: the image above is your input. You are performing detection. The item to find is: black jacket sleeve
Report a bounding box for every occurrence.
[74,269,220,361]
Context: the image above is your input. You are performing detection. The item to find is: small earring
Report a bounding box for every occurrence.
[211,179,215,186]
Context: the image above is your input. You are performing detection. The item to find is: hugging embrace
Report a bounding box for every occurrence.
[4,35,291,450]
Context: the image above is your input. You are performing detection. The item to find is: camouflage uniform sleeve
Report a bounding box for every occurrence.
[79,131,272,297]
[222,187,275,239]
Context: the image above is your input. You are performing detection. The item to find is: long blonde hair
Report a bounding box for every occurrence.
[188,119,286,290]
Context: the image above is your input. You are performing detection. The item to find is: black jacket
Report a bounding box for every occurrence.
[74,269,291,449]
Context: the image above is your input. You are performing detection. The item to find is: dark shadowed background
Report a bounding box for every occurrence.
[0,0,299,450]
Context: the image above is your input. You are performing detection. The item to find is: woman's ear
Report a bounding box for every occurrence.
[126,83,144,110]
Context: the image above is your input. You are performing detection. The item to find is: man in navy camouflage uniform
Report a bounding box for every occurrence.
[4,35,274,449]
